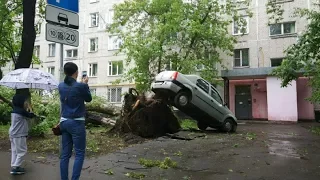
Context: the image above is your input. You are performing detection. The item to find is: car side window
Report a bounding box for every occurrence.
[196,79,209,93]
[211,86,223,104]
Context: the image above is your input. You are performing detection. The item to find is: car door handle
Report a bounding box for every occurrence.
[211,99,213,102]
[194,87,197,90]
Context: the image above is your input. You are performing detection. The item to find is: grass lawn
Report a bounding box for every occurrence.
[0,124,126,156]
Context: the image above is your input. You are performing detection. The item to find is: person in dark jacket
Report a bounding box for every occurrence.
[58,62,92,180]
[9,94,36,175]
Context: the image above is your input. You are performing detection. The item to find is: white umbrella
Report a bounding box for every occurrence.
[0,68,59,91]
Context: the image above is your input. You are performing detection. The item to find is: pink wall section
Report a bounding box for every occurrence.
[297,78,314,120]
[229,79,268,119]
[266,77,298,122]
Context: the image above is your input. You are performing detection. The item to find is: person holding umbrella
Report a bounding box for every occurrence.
[58,62,92,180]
[9,94,37,175]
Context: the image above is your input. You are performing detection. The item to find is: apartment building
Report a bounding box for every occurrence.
[29,0,131,106]
[221,0,315,122]
[1,0,315,116]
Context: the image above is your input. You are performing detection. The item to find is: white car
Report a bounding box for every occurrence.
[151,71,237,132]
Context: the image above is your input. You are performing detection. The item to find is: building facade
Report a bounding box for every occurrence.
[1,0,315,117]
[31,0,130,106]
[221,0,315,122]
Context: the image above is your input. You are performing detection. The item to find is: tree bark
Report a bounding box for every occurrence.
[14,0,37,97]
[86,112,116,126]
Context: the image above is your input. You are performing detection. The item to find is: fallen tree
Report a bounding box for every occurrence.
[110,88,181,138]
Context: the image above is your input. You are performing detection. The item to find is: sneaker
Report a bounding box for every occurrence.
[10,167,25,175]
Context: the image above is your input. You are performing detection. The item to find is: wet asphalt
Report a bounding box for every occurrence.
[1,122,320,180]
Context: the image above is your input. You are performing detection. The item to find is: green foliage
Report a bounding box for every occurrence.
[109,0,251,92]
[272,9,320,102]
[245,132,256,140]
[310,126,320,136]
[266,0,284,24]
[0,0,45,69]
[125,172,146,179]
[138,157,177,169]
[28,91,60,136]
[0,0,23,66]
[180,119,198,130]
[0,87,15,122]
[105,170,114,175]
[0,87,110,136]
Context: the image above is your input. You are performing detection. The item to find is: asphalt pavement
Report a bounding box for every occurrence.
[1,122,320,180]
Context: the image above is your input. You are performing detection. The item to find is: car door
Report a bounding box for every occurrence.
[209,86,225,121]
[193,79,212,112]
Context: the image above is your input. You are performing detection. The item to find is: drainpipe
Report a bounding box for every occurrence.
[256,0,260,68]
[223,77,230,108]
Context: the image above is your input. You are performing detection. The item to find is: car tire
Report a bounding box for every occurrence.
[223,119,237,133]
[174,91,190,107]
[197,121,208,131]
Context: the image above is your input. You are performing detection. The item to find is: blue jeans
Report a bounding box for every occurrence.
[60,120,86,180]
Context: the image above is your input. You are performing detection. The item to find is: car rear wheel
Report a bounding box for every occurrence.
[174,92,190,107]
[197,121,208,131]
[223,119,237,133]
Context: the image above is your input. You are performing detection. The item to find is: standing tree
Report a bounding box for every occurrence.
[109,0,251,92]
[14,0,37,96]
[268,1,320,102]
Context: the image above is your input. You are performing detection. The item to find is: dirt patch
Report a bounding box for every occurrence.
[110,88,181,138]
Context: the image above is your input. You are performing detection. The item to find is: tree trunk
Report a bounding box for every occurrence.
[14,0,37,97]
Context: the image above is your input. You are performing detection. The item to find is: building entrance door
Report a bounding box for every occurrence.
[235,85,252,120]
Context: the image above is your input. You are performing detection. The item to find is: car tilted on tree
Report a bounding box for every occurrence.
[151,71,237,132]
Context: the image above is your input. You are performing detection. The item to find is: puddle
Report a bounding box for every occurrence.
[268,139,300,158]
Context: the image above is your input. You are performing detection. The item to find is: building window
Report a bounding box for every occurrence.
[271,58,283,67]
[108,9,114,24]
[90,13,99,27]
[108,61,123,76]
[35,23,41,35]
[88,63,98,77]
[90,89,96,95]
[270,22,295,36]
[66,49,78,58]
[48,43,56,57]
[89,38,98,52]
[107,87,122,103]
[233,16,249,35]
[108,36,123,50]
[47,66,55,76]
[34,45,40,58]
[234,49,249,67]
[273,0,294,3]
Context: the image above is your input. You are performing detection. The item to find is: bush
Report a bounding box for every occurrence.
[0,87,15,124]
[0,87,110,136]
[29,90,60,136]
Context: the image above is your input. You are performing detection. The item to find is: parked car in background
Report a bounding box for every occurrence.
[151,71,237,132]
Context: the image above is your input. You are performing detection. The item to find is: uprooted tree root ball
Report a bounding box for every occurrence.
[110,88,181,138]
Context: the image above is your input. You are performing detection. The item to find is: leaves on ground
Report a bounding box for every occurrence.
[310,126,320,135]
[125,172,146,179]
[105,169,114,175]
[246,132,257,140]
[139,157,177,169]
